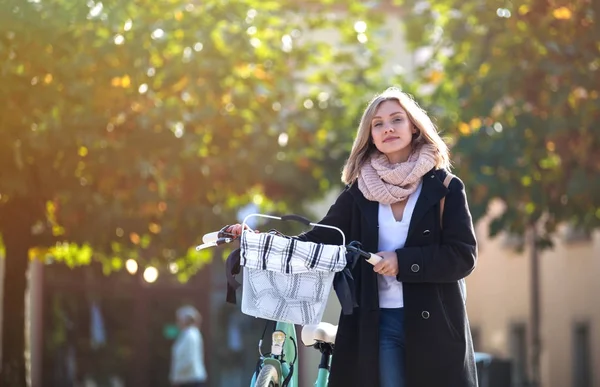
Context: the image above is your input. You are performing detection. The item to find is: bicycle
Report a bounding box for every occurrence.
[197,213,381,387]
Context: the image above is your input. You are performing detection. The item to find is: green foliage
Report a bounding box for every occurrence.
[0,0,387,273]
[399,0,600,246]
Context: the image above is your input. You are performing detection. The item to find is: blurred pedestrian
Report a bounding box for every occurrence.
[170,305,207,387]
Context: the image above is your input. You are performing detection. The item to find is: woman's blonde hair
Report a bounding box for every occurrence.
[341,87,450,184]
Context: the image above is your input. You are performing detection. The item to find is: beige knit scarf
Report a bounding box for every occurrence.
[357,143,438,205]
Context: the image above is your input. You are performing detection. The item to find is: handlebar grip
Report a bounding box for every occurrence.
[280,214,312,226]
[202,231,220,244]
[365,253,382,266]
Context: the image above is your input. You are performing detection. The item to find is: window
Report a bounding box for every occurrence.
[573,322,592,387]
[509,323,528,387]
[563,225,592,244]
[501,232,525,250]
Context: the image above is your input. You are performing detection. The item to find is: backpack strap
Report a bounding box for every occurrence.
[439,173,455,229]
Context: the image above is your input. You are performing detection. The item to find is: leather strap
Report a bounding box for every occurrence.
[439,173,455,229]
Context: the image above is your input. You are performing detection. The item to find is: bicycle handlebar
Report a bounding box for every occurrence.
[197,215,382,265]
[280,214,311,226]
[202,231,220,244]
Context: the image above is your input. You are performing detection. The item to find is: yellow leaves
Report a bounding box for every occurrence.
[130,232,140,244]
[252,193,264,205]
[48,243,93,267]
[546,141,556,152]
[553,7,572,20]
[46,200,57,215]
[52,225,66,236]
[458,122,471,135]
[202,132,213,144]
[121,75,131,88]
[78,146,88,157]
[470,117,482,129]
[174,29,185,40]
[316,128,327,143]
[150,54,164,68]
[458,118,484,135]
[539,154,561,169]
[44,74,53,84]
[45,200,65,236]
[29,247,49,260]
[518,5,529,15]
[234,63,271,81]
[428,70,444,84]
[521,175,532,187]
[111,75,131,88]
[221,93,232,105]
[525,202,536,215]
[148,223,161,234]
[478,63,490,77]
[174,11,184,21]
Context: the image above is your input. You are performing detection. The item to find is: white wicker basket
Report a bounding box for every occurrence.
[241,266,336,325]
[239,214,347,325]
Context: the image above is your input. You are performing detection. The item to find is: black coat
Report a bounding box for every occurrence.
[298,169,478,387]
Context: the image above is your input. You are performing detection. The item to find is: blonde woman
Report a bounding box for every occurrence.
[229,87,478,386]
[170,306,207,387]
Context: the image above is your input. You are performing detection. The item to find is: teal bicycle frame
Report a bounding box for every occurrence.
[250,321,300,387]
[249,320,333,387]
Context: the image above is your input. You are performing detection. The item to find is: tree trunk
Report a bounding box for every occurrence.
[529,224,541,387]
[0,201,34,387]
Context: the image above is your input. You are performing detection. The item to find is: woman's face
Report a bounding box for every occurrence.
[370,100,417,164]
[177,316,193,329]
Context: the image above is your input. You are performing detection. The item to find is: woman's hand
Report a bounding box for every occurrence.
[226,224,258,237]
[373,251,399,276]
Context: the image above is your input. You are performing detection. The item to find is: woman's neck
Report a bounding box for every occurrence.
[385,145,413,164]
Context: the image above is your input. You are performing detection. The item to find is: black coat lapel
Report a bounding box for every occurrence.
[348,183,378,230]
[408,170,449,238]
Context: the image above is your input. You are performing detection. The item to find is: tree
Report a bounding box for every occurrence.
[398,0,600,385]
[0,0,386,384]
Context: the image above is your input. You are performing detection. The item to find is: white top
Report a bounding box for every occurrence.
[377,181,422,308]
[170,326,207,384]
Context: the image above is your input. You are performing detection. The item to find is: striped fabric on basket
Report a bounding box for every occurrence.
[240,231,347,274]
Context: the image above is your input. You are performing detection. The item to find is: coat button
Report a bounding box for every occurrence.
[411,263,420,273]
[423,229,431,236]
[422,311,430,319]
[430,175,435,178]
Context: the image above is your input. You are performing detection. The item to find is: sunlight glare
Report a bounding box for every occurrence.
[151,29,165,40]
[354,21,367,33]
[278,133,289,147]
[143,266,158,283]
[88,2,103,18]
[125,259,138,274]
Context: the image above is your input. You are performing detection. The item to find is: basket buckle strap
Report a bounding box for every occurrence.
[225,248,242,304]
